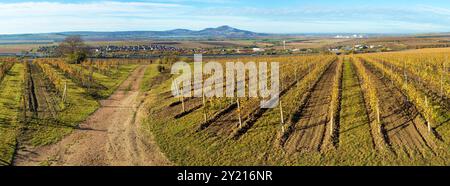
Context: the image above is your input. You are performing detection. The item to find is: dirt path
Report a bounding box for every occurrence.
[284,61,337,153]
[14,65,172,166]
[364,63,436,157]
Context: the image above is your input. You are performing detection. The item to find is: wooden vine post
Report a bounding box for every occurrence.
[295,67,298,85]
[376,103,381,134]
[279,100,285,133]
[376,104,380,123]
[308,63,312,89]
[22,93,27,123]
[403,60,408,89]
[62,81,67,103]
[90,64,94,84]
[441,58,446,99]
[425,96,431,133]
[330,68,337,136]
[330,110,334,136]
[174,80,185,113]
[181,94,185,113]
[237,97,242,128]
[202,91,207,123]
[403,61,409,103]
[390,63,394,85]
[177,81,185,113]
[87,66,92,90]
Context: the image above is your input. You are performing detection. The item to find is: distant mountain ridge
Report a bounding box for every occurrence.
[0,26,270,42]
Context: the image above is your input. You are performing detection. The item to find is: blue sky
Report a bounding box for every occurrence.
[1,0,450,34]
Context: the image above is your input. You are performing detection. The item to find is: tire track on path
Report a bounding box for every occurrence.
[14,65,172,166]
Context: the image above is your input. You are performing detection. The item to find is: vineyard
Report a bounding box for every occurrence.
[0,47,449,165]
[0,57,144,165]
[145,48,450,165]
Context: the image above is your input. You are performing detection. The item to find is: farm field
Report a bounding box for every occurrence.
[0,57,143,165]
[144,48,449,165]
[0,47,449,166]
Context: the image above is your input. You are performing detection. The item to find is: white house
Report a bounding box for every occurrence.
[252,48,265,52]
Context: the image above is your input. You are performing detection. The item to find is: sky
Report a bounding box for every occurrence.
[1,0,450,34]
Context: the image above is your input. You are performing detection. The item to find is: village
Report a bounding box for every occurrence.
[12,39,392,58]
[327,44,388,55]
[33,43,311,57]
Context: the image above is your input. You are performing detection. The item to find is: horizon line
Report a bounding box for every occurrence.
[0,27,448,37]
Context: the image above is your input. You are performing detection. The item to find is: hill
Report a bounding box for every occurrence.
[0,26,269,42]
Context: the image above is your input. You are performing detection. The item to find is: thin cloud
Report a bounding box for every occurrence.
[0,1,187,17]
[1,1,450,34]
[417,5,450,16]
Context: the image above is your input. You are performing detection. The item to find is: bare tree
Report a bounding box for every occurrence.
[57,36,90,64]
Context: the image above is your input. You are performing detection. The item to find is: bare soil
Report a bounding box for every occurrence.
[14,65,172,166]
[29,62,60,119]
[284,61,337,153]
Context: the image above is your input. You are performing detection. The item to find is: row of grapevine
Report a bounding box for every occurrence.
[233,56,338,138]
[0,58,18,82]
[81,59,127,76]
[34,61,66,97]
[189,59,297,128]
[35,58,101,90]
[191,62,288,129]
[279,56,337,145]
[360,56,443,135]
[364,53,449,99]
[23,61,38,118]
[0,62,14,82]
[189,55,337,137]
[327,57,344,147]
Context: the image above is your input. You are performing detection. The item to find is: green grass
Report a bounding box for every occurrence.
[333,60,379,165]
[103,64,138,96]
[70,64,138,98]
[140,64,160,92]
[0,63,24,165]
